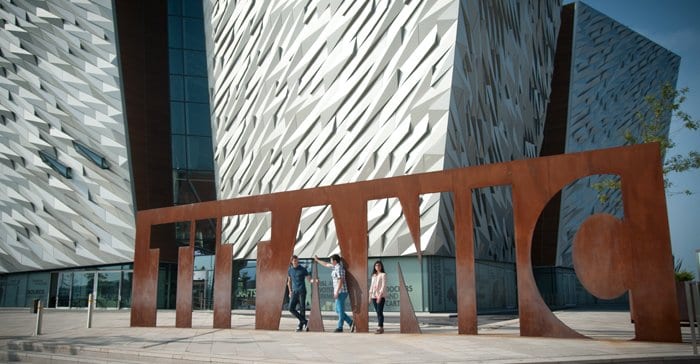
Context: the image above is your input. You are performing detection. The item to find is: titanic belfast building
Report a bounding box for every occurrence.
[0,0,679,312]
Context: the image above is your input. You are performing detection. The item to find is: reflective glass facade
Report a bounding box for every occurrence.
[168,0,217,256]
[0,265,133,309]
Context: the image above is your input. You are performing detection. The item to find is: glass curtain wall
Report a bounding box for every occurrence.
[168,0,216,247]
[45,265,133,309]
[168,0,217,310]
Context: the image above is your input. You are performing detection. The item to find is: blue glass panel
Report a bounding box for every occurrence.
[96,272,120,308]
[73,141,109,169]
[183,0,204,18]
[172,134,187,169]
[170,75,184,101]
[70,272,94,308]
[184,50,207,76]
[57,272,72,307]
[0,273,27,307]
[168,16,183,48]
[120,272,132,308]
[185,76,208,103]
[186,102,211,136]
[171,102,186,134]
[38,150,72,179]
[169,49,183,75]
[183,18,205,50]
[168,0,182,16]
[187,136,214,170]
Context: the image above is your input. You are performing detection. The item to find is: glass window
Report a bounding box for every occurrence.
[120,272,132,308]
[185,76,209,103]
[25,272,50,307]
[169,48,183,75]
[168,0,182,16]
[184,50,207,76]
[96,272,120,308]
[189,175,217,201]
[73,141,108,169]
[0,275,6,306]
[171,102,186,134]
[96,265,122,271]
[0,273,27,307]
[186,102,211,136]
[168,16,183,48]
[170,75,185,102]
[174,175,196,204]
[194,255,213,271]
[233,260,257,309]
[70,272,94,308]
[38,150,72,179]
[157,263,177,309]
[192,278,207,309]
[183,0,204,18]
[57,272,72,307]
[183,18,205,50]
[194,219,217,254]
[172,134,187,169]
[187,136,214,170]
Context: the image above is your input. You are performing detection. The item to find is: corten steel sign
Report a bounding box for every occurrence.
[130,143,680,342]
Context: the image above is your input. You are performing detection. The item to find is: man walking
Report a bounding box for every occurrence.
[287,255,311,331]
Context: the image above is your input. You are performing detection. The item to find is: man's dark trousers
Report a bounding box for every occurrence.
[289,289,307,327]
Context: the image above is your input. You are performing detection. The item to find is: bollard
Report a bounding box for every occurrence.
[87,293,94,328]
[687,281,699,355]
[34,301,43,336]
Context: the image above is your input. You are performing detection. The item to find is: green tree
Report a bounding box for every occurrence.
[674,258,696,282]
[593,83,700,203]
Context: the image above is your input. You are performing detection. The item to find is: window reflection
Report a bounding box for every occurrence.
[168,16,182,48]
[184,50,207,76]
[96,272,120,308]
[184,76,208,102]
[233,260,256,309]
[171,102,186,134]
[183,18,205,50]
[170,75,184,101]
[57,272,72,307]
[70,272,94,308]
[186,102,210,135]
[187,136,214,170]
[121,272,133,308]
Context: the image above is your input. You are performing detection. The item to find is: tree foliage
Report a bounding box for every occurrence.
[674,258,696,282]
[593,83,700,203]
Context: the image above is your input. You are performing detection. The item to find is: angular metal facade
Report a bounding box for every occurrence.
[205,0,561,260]
[555,2,680,266]
[0,0,135,272]
[444,0,560,260]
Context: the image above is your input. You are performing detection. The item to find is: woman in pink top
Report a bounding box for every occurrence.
[369,260,387,334]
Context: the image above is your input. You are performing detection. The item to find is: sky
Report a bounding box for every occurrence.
[563,0,700,273]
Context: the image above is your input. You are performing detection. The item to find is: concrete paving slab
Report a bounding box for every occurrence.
[0,308,696,363]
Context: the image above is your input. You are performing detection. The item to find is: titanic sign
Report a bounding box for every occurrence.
[130,143,680,343]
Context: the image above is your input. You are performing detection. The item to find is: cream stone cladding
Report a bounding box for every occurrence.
[205,0,560,260]
[0,0,134,272]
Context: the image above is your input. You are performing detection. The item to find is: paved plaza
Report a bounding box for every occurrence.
[0,308,696,363]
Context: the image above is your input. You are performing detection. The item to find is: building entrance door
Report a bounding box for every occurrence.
[193,280,206,310]
[56,272,72,308]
